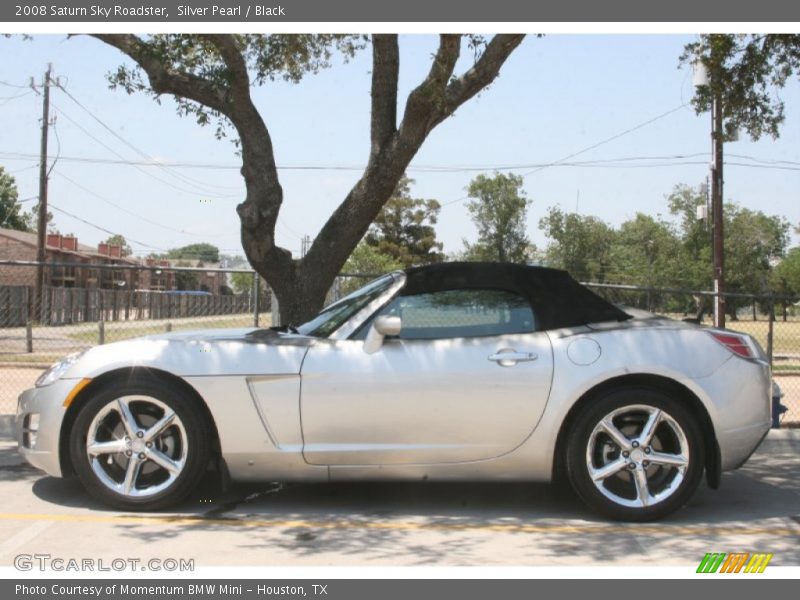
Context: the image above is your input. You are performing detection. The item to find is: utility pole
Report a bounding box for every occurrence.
[711,87,725,329]
[34,64,53,322]
[694,57,726,329]
[300,235,311,258]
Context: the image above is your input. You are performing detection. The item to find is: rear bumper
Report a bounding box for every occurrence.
[692,356,771,471]
[16,379,75,477]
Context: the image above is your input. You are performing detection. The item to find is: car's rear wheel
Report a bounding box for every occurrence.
[69,378,211,510]
[566,388,705,521]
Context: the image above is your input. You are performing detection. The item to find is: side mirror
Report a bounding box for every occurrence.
[364,315,402,354]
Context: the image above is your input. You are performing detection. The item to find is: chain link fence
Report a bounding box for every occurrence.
[584,282,798,427]
[1,261,797,427]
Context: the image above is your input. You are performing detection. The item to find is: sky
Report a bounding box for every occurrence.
[1,34,799,266]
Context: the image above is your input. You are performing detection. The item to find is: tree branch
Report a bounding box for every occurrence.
[397,34,461,143]
[91,34,229,113]
[94,34,292,284]
[370,34,399,156]
[437,34,526,127]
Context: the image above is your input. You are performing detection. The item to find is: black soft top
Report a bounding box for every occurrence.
[402,262,630,331]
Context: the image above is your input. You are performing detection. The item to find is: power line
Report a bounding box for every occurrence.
[50,101,239,200]
[55,82,242,194]
[3,148,800,172]
[48,202,168,252]
[53,169,238,239]
[520,104,690,178]
[0,90,32,105]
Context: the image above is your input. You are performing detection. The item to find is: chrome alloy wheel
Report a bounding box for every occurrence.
[85,396,188,497]
[585,404,689,509]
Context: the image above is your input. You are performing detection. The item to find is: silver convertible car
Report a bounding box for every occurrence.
[17,263,771,520]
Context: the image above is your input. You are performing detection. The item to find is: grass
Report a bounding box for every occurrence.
[64,314,271,344]
[722,319,800,357]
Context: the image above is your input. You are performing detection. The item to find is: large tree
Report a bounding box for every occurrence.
[166,242,220,263]
[462,172,531,263]
[682,35,800,140]
[93,34,525,323]
[364,176,444,268]
[0,166,31,231]
[103,234,133,257]
[539,207,615,282]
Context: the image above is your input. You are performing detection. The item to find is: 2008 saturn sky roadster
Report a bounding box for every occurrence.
[17,263,771,520]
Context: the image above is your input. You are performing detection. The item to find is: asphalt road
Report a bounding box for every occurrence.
[0,432,798,568]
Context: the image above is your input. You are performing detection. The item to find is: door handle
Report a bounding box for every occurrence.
[488,349,538,367]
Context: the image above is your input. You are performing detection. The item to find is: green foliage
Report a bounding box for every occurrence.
[608,214,682,287]
[229,271,267,297]
[666,185,713,289]
[340,242,404,296]
[364,176,444,268]
[343,241,403,276]
[726,206,789,294]
[681,35,800,140]
[0,166,31,231]
[462,173,532,263]
[108,34,366,140]
[103,234,133,256]
[538,207,615,281]
[772,247,800,297]
[166,243,220,262]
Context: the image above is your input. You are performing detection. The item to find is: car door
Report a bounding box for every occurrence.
[300,288,553,466]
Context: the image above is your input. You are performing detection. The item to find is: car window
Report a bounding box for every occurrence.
[367,289,535,340]
[296,274,397,338]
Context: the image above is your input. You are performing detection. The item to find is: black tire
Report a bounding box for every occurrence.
[69,376,212,511]
[565,387,705,521]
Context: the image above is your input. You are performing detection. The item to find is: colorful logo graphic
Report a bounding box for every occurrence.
[696,552,773,573]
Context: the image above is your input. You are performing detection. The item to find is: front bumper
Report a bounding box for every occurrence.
[16,379,79,477]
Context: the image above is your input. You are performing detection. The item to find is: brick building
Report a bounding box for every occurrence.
[0,228,140,289]
[0,227,228,293]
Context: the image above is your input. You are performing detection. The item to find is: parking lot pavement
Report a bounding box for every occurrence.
[0,431,798,568]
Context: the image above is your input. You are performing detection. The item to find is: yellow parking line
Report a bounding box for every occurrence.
[0,512,799,537]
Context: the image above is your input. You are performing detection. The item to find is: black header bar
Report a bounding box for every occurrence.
[3,0,800,23]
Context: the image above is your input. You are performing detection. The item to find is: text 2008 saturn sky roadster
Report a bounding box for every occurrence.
[17,263,771,520]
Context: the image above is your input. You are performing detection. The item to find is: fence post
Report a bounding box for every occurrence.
[98,292,105,345]
[271,289,280,328]
[166,322,172,333]
[26,320,33,354]
[252,272,260,328]
[766,296,775,369]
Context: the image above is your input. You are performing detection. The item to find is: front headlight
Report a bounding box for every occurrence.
[35,351,85,387]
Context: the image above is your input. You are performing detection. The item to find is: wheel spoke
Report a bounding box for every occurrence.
[633,468,651,507]
[87,439,127,456]
[147,449,182,475]
[649,451,689,468]
[115,399,139,438]
[638,408,662,446]
[600,418,632,450]
[589,458,627,481]
[122,456,142,495]
[144,410,176,442]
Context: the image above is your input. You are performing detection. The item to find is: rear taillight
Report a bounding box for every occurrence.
[708,331,755,359]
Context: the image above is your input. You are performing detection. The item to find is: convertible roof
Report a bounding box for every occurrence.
[402,262,631,330]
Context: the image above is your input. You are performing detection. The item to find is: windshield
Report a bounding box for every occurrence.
[296,274,398,338]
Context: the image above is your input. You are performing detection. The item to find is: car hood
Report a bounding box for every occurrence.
[65,327,314,379]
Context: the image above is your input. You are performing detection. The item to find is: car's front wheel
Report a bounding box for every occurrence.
[566,388,705,521]
[69,377,211,510]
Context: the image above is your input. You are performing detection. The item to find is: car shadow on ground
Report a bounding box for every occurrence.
[21,446,800,565]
